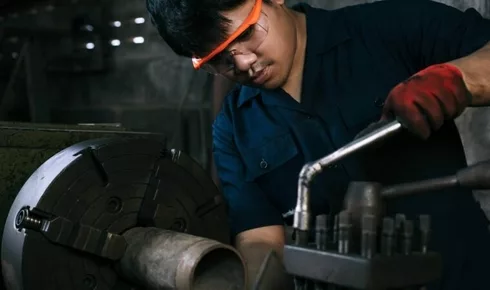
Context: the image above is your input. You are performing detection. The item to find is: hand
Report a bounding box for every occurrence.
[381,63,472,139]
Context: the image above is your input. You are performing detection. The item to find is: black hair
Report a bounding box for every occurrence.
[146,0,270,58]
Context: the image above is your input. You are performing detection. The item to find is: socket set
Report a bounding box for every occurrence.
[284,212,442,290]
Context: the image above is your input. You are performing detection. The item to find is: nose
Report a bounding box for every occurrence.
[233,53,257,72]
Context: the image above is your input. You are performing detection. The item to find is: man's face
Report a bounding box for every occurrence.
[218,0,298,89]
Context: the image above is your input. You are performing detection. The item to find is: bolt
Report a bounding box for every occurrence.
[171,218,187,232]
[106,197,122,214]
[82,274,97,290]
[15,208,43,231]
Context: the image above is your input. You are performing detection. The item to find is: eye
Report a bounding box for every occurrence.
[235,26,254,42]
[208,50,227,65]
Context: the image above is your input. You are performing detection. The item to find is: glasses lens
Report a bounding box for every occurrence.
[202,12,269,75]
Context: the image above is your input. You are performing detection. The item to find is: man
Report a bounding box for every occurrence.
[146,0,490,289]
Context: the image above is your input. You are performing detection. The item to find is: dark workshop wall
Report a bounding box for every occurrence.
[1,0,214,169]
[48,0,213,169]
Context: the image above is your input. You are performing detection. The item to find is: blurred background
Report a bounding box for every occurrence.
[0,0,489,213]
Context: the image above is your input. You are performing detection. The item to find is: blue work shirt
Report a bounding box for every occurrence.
[213,0,490,289]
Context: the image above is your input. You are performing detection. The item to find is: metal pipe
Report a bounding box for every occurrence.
[293,120,403,235]
[117,227,247,290]
[381,175,459,198]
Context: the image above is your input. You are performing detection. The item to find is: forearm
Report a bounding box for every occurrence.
[237,242,294,290]
[449,41,490,106]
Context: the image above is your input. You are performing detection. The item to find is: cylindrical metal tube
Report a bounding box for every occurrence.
[333,214,339,244]
[402,220,414,255]
[395,214,406,253]
[338,211,352,254]
[381,175,458,198]
[419,215,431,254]
[381,217,394,256]
[315,215,328,251]
[117,227,246,290]
[361,214,377,259]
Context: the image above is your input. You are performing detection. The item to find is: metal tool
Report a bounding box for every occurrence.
[338,211,352,254]
[315,215,328,251]
[381,217,394,256]
[285,155,490,289]
[361,214,377,259]
[0,121,160,245]
[285,118,490,290]
[293,120,403,243]
[342,159,490,223]
[2,136,245,290]
[401,220,414,255]
[419,215,431,254]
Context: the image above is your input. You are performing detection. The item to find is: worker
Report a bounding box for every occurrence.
[146,0,490,289]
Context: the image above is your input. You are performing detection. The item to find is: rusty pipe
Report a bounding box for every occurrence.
[117,227,247,290]
[293,120,403,241]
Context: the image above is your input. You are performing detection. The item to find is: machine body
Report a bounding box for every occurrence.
[286,120,490,290]
[0,123,246,290]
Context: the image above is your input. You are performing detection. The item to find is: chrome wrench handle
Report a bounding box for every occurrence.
[293,120,403,236]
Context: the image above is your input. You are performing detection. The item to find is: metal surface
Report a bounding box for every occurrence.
[117,227,245,290]
[285,212,441,289]
[380,159,490,198]
[283,245,442,290]
[293,120,402,234]
[286,156,490,289]
[1,135,230,290]
[0,122,156,241]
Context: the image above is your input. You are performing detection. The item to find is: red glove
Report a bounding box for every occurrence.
[381,63,472,139]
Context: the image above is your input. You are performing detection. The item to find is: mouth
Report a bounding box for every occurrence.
[251,66,269,85]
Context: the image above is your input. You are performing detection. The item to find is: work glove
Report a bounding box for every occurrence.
[381,63,472,139]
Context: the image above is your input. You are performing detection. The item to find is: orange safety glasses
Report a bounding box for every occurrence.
[192,0,263,70]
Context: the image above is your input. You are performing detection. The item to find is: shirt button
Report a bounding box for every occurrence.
[260,159,268,169]
[374,98,385,107]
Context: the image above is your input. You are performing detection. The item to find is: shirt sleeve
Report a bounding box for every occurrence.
[212,110,284,237]
[351,0,490,70]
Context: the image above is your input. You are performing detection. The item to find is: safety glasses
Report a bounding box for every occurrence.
[191,0,269,75]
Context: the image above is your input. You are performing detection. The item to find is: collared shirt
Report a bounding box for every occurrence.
[213,0,490,289]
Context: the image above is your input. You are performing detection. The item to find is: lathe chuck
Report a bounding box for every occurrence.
[1,136,230,290]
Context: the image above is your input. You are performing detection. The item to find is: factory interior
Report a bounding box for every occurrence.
[0,0,489,289]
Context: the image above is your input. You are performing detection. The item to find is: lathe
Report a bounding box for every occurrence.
[0,122,246,290]
[0,121,488,290]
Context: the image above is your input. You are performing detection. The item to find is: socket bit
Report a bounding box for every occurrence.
[395,214,406,253]
[338,211,352,254]
[402,220,414,255]
[333,214,339,244]
[315,215,328,251]
[381,217,394,256]
[294,278,307,290]
[419,215,431,254]
[361,214,377,259]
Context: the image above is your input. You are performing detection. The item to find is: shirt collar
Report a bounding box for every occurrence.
[237,3,351,108]
[237,85,261,107]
